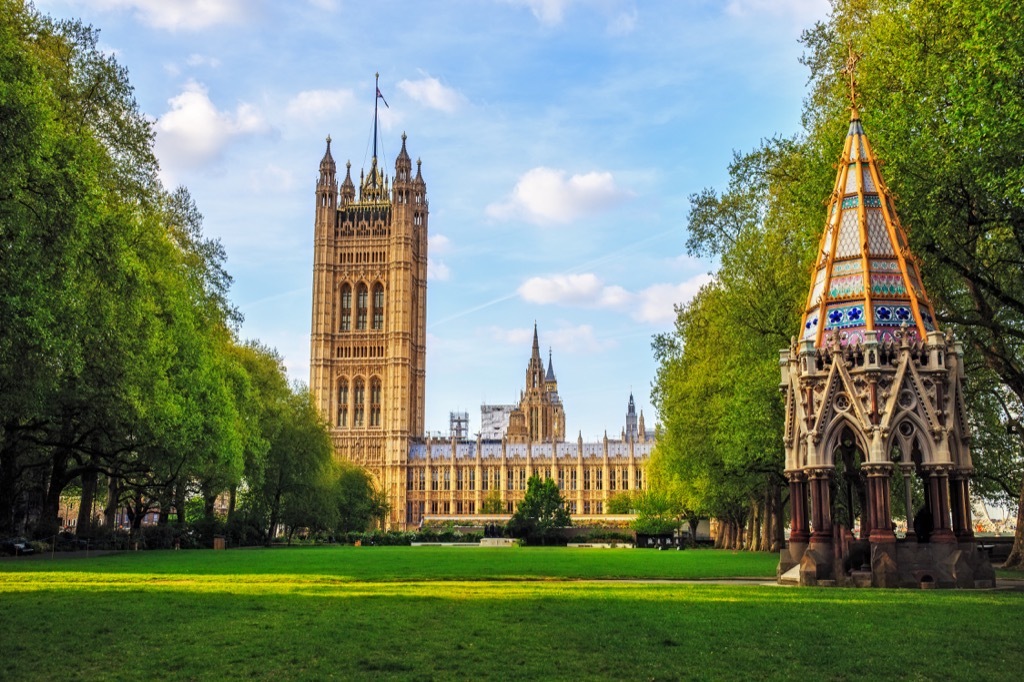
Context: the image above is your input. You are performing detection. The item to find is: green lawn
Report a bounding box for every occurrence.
[0,545,780,581]
[1,547,1021,681]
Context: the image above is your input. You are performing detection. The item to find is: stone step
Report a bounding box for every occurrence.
[850,570,873,588]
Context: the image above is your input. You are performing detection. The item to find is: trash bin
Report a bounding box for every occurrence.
[213,536,225,550]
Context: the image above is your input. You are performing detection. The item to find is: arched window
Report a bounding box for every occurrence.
[340,284,352,331]
[356,284,368,330]
[337,379,348,427]
[372,284,384,330]
[370,379,382,427]
[353,379,365,427]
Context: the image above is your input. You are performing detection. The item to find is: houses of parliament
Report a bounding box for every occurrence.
[309,116,652,529]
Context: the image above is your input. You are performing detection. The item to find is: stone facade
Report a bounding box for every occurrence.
[401,436,651,527]
[310,124,650,529]
[309,132,428,529]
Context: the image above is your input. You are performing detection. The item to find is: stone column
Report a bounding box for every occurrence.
[787,471,810,544]
[924,464,956,544]
[474,439,483,515]
[949,470,974,540]
[900,463,916,539]
[808,468,833,544]
[863,463,896,543]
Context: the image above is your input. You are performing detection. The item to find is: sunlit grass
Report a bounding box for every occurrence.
[2,547,1022,681]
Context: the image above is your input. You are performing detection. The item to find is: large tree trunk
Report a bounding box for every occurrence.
[760,488,773,553]
[267,491,282,546]
[1004,478,1024,570]
[0,439,20,535]
[173,483,186,527]
[76,468,97,535]
[204,491,217,519]
[746,506,760,551]
[773,485,786,552]
[103,475,119,527]
[227,485,237,521]
[40,448,71,537]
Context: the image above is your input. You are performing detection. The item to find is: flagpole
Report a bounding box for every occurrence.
[373,72,379,161]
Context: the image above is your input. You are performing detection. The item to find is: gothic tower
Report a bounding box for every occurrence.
[309,85,428,527]
[624,393,638,442]
[506,324,565,443]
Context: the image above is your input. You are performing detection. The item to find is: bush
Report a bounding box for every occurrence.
[189,517,225,548]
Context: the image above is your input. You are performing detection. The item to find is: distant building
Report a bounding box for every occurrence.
[506,325,565,443]
[449,411,469,440]
[480,404,515,439]
[309,88,651,529]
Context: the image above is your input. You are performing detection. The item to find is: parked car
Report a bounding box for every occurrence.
[0,537,35,556]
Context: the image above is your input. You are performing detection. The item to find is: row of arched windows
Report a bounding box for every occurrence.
[339,282,384,332]
[336,377,382,428]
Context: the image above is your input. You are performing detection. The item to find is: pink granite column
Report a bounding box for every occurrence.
[863,463,896,543]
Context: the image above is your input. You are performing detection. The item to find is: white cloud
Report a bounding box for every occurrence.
[428,258,451,281]
[86,0,247,30]
[632,279,712,324]
[518,272,713,323]
[154,80,269,173]
[547,324,616,353]
[429,234,452,254]
[505,0,573,26]
[186,53,222,68]
[487,167,632,225]
[486,323,613,354]
[307,0,339,10]
[397,76,463,113]
[487,325,535,346]
[518,273,604,306]
[285,88,356,123]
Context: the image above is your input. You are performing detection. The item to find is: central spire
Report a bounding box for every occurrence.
[798,106,937,347]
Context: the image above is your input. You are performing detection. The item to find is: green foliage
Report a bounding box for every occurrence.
[629,489,684,535]
[653,0,1024,555]
[651,139,821,546]
[479,489,503,514]
[605,491,636,514]
[0,2,375,543]
[507,475,571,543]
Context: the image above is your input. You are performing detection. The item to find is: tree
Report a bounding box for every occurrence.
[480,489,503,515]
[244,387,334,544]
[332,461,389,534]
[651,138,824,551]
[507,475,570,544]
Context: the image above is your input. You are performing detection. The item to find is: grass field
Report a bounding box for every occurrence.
[2,547,1022,681]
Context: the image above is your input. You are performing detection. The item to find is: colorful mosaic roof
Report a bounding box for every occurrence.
[799,110,937,347]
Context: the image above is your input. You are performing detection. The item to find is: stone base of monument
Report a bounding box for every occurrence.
[782,538,996,589]
[479,538,517,547]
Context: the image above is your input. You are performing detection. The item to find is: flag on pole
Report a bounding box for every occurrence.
[377,87,389,108]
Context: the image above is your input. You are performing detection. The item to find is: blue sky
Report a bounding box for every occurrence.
[37,0,830,440]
